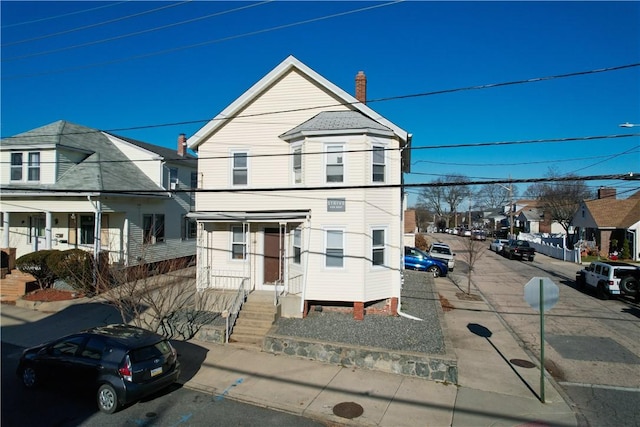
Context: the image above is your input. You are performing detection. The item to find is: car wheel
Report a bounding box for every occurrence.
[597,283,610,300]
[620,276,639,296]
[21,365,38,388]
[426,266,441,278]
[97,384,120,414]
[576,274,586,290]
[508,252,514,260]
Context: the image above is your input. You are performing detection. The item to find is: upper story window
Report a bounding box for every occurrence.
[169,167,178,189]
[190,171,198,189]
[11,153,23,180]
[143,214,165,244]
[326,145,344,183]
[372,146,385,183]
[232,151,248,186]
[292,147,302,184]
[11,152,40,182]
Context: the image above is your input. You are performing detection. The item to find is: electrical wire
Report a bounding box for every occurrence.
[0,1,131,29]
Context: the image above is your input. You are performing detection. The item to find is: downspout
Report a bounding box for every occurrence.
[397,134,422,321]
[88,195,102,290]
[299,213,311,314]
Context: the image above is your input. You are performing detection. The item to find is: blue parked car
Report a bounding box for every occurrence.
[404,246,448,277]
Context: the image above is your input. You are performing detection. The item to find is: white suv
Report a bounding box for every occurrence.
[428,243,456,271]
[576,261,640,300]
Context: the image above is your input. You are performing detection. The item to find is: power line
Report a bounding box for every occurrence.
[0,1,131,29]
[2,1,193,48]
[2,1,403,79]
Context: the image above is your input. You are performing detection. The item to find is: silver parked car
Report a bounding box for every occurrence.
[489,238,509,253]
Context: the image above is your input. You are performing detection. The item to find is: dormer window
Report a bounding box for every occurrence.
[10,152,40,181]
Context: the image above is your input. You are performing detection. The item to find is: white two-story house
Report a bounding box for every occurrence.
[1,120,197,269]
[187,56,411,319]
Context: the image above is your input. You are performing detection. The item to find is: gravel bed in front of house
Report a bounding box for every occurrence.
[273,271,446,354]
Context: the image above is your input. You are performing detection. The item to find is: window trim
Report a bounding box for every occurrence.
[325,144,345,184]
[231,224,247,260]
[372,145,386,183]
[292,145,303,185]
[231,150,249,186]
[324,227,345,268]
[27,152,41,181]
[371,226,387,267]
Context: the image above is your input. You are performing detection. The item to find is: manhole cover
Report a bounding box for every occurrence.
[333,402,364,419]
[510,358,536,368]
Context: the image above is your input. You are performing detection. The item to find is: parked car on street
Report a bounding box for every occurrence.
[489,238,509,253]
[404,246,448,277]
[16,324,181,414]
[471,230,486,241]
[575,261,640,300]
[501,239,535,261]
[428,242,456,271]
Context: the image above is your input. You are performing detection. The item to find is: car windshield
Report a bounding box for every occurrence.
[431,246,451,255]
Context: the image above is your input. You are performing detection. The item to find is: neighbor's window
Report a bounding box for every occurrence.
[28,152,40,181]
[292,147,302,184]
[232,151,248,186]
[80,215,95,244]
[169,167,178,189]
[143,214,165,244]
[231,225,247,260]
[326,145,344,183]
[372,228,385,266]
[293,228,302,264]
[372,146,385,183]
[190,171,198,189]
[325,229,344,268]
[182,216,197,240]
[10,153,23,181]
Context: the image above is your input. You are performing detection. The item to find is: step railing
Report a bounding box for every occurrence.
[225,278,249,343]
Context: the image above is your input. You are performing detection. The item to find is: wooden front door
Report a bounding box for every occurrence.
[264,228,283,285]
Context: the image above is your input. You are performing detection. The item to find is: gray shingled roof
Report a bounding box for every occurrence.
[2,120,189,195]
[279,111,394,141]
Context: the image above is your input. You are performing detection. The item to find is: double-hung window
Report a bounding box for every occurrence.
[293,228,302,264]
[232,151,248,186]
[372,146,385,183]
[231,225,247,260]
[326,145,344,183]
[325,229,344,268]
[28,153,40,181]
[10,153,23,181]
[182,216,197,240]
[169,167,178,189]
[371,228,386,266]
[143,214,165,244]
[292,147,302,184]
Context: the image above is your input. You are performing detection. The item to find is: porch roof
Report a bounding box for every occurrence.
[187,210,310,222]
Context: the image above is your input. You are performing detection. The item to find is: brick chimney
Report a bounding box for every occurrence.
[355,71,366,104]
[177,133,187,157]
[597,187,616,200]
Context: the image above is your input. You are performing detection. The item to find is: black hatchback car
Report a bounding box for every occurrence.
[16,324,180,413]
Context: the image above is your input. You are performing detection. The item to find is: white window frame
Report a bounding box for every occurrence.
[231,225,247,260]
[324,227,345,268]
[10,152,23,181]
[371,226,387,267]
[292,145,303,184]
[27,152,40,181]
[325,144,344,184]
[231,150,249,186]
[292,227,302,264]
[372,145,386,183]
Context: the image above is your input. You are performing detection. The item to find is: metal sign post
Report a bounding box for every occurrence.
[524,277,559,404]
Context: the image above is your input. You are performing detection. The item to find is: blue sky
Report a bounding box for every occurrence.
[2,1,639,206]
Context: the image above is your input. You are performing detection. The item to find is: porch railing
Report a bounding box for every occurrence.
[225,278,249,344]
[197,269,249,291]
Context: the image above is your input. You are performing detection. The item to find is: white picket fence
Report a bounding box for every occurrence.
[518,233,581,263]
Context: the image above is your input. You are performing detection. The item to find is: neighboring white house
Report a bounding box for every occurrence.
[0,120,198,267]
[187,55,411,319]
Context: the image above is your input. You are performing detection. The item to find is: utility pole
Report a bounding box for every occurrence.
[508,177,514,239]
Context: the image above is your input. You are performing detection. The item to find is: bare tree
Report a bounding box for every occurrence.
[475,183,519,209]
[418,174,472,228]
[459,238,488,295]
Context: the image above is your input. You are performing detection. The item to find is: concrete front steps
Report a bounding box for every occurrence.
[229,291,279,348]
[0,269,37,302]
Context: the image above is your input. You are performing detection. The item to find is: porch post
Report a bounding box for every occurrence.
[45,211,53,249]
[2,212,9,248]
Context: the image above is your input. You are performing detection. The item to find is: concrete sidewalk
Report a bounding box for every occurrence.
[1,282,579,427]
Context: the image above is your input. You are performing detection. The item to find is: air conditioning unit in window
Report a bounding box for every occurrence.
[170,182,178,190]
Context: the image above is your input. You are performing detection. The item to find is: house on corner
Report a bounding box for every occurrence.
[0,120,198,269]
[572,187,640,261]
[187,55,412,319]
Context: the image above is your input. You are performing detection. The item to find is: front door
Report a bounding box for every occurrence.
[264,228,283,285]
